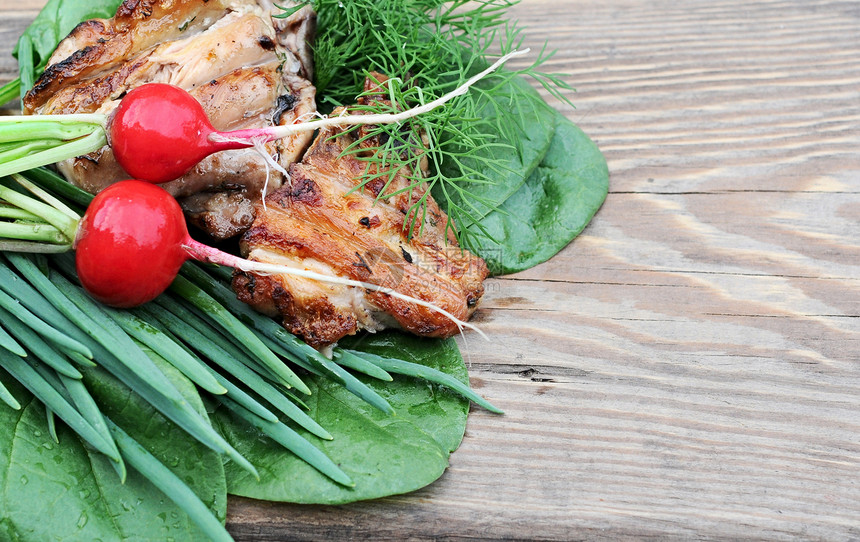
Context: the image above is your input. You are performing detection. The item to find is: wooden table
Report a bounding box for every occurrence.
[2,0,859,539]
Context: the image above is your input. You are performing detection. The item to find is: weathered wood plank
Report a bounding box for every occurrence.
[0,0,858,540]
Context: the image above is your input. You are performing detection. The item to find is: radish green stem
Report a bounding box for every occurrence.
[0,119,102,143]
[13,174,81,221]
[0,240,70,253]
[0,222,68,244]
[0,128,106,179]
[0,139,66,162]
[0,183,78,242]
[0,206,40,221]
[0,113,106,125]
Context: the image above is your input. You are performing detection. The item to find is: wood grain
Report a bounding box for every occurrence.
[2,0,859,540]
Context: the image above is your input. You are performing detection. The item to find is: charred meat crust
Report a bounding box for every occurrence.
[24,0,233,112]
[27,0,318,241]
[233,89,488,348]
[233,269,360,347]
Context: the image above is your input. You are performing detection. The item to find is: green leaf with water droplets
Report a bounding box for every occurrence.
[215,331,472,504]
[0,362,226,541]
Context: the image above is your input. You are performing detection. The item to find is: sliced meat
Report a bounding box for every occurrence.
[24,0,316,240]
[233,77,488,347]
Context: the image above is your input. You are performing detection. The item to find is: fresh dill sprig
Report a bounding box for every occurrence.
[307,0,573,246]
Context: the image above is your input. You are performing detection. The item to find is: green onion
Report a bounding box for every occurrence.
[170,273,310,395]
[0,287,92,360]
[0,376,21,410]
[153,295,271,376]
[106,420,234,542]
[0,77,20,108]
[0,348,120,460]
[0,322,26,357]
[185,264,395,413]
[219,396,353,487]
[60,373,126,482]
[333,349,393,381]
[102,347,260,480]
[14,253,258,476]
[46,260,190,405]
[44,405,59,443]
[203,367,280,423]
[0,305,83,379]
[104,306,228,396]
[351,349,503,414]
[140,303,332,439]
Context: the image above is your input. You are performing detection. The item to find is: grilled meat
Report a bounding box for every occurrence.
[24,0,317,240]
[233,75,489,348]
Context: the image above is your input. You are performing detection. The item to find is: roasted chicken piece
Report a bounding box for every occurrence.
[24,0,317,240]
[233,75,489,348]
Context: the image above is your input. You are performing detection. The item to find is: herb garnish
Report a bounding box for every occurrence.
[308,0,575,245]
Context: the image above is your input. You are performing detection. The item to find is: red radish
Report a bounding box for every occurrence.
[74,180,483,336]
[108,84,248,184]
[108,50,526,184]
[75,180,188,307]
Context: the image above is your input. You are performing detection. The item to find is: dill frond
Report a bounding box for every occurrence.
[306,0,573,247]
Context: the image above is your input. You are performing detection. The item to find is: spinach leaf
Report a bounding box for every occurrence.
[215,331,470,504]
[466,111,609,275]
[14,0,123,93]
[0,361,226,541]
[434,75,557,222]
